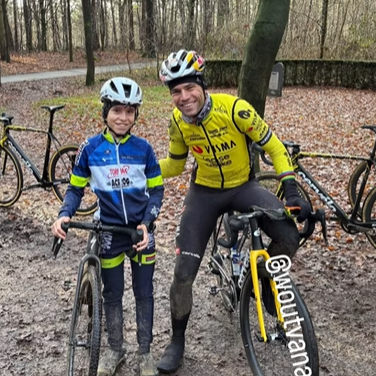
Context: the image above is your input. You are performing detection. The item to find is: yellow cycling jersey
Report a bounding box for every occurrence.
[160,93,294,189]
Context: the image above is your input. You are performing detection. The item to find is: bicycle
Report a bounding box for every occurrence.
[256,127,376,248]
[0,105,97,215]
[51,220,143,376]
[208,206,327,375]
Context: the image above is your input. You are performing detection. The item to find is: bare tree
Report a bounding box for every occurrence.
[0,0,10,62]
[23,0,33,51]
[320,0,329,59]
[82,0,95,85]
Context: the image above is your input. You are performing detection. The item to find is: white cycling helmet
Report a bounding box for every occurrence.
[159,50,206,86]
[100,77,143,106]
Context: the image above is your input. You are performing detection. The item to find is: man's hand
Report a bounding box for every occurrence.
[51,216,71,239]
[283,179,311,223]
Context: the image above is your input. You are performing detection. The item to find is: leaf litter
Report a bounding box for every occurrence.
[0,68,376,375]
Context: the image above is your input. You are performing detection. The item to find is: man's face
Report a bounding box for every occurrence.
[170,82,205,118]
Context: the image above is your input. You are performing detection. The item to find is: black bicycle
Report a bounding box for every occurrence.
[255,127,376,248]
[208,206,326,375]
[52,220,143,376]
[0,105,98,215]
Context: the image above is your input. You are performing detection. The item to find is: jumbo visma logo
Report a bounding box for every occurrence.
[192,140,236,154]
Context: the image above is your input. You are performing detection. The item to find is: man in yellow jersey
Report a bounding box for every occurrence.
[156,49,310,374]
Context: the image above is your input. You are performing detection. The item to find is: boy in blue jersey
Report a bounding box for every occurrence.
[51,77,164,376]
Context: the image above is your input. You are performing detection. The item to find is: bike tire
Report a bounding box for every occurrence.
[67,265,102,376]
[362,186,376,249]
[256,171,313,247]
[348,161,375,211]
[49,144,98,216]
[209,212,239,312]
[0,144,23,207]
[239,267,319,376]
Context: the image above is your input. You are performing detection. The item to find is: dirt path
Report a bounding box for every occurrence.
[1,206,376,376]
[1,78,376,375]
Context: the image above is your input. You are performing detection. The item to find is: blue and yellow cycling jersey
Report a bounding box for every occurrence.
[59,130,164,226]
[160,93,294,189]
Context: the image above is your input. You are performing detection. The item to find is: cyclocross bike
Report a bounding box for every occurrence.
[255,125,376,249]
[0,105,97,215]
[208,206,327,375]
[52,219,143,376]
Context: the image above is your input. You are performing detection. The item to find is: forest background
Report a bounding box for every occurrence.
[0,0,375,71]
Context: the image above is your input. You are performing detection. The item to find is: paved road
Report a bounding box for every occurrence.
[1,61,157,83]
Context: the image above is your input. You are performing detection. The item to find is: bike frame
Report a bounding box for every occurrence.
[0,107,64,190]
[236,212,284,342]
[289,148,376,231]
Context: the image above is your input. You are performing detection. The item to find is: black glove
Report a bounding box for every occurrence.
[283,179,311,223]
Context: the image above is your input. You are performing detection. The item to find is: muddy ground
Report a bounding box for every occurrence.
[1,78,376,376]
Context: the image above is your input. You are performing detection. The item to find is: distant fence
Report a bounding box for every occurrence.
[205,59,376,90]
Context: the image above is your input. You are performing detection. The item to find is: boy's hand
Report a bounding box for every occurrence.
[133,224,149,251]
[51,216,71,240]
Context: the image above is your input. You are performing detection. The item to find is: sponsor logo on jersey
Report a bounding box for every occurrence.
[107,165,130,179]
[214,105,227,114]
[75,140,89,166]
[238,110,251,119]
[192,146,203,154]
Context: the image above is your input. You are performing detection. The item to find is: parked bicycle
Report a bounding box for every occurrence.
[51,219,143,376]
[0,105,97,215]
[255,126,376,248]
[208,206,327,375]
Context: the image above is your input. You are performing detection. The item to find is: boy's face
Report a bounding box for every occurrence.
[170,82,205,118]
[107,105,136,136]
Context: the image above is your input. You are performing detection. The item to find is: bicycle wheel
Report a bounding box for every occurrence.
[362,186,376,248]
[348,161,375,211]
[256,171,313,247]
[209,212,239,312]
[67,265,102,376]
[239,267,319,376]
[0,144,23,206]
[49,144,98,216]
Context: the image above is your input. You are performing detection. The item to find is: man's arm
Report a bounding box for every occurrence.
[159,117,189,178]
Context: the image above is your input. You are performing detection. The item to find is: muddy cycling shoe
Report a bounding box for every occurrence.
[97,348,126,376]
[157,340,185,374]
[139,352,159,376]
[261,277,277,317]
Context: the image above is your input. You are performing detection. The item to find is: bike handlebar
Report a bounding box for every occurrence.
[217,206,327,249]
[51,221,144,259]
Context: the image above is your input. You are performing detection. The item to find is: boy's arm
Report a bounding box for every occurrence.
[142,145,165,227]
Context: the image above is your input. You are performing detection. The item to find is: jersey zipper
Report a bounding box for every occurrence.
[198,121,225,188]
[115,142,128,224]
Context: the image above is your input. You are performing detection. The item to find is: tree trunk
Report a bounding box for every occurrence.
[127,0,134,50]
[238,0,290,118]
[82,0,95,85]
[12,0,19,51]
[67,0,73,61]
[186,0,195,50]
[39,0,47,51]
[320,0,329,59]
[0,0,10,62]
[91,0,100,50]
[144,0,155,57]
[23,0,32,51]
